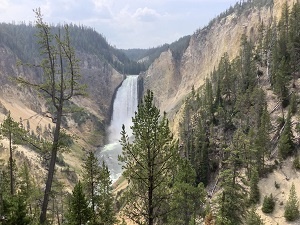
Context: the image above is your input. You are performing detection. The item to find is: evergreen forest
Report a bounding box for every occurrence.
[0,1,300,225]
[0,21,145,75]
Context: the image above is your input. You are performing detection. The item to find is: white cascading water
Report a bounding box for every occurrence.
[98,75,139,182]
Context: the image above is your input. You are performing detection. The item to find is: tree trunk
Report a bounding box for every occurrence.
[91,166,95,224]
[40,107,63,224]
[148,146,154,225]
[9,123,13,196]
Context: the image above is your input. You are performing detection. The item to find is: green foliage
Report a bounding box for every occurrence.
[215,168,248,225]
[97,162,117,225]
[169,35,191,61]
[176,3,300,224]
[0,164,34,224]
[71,109,89,126]
[193,119,210,186]
[0,22,39,63]
[166,159,206,224]
[278,111,294,159]
[245,207,264,225]
[119,90,179,225]
[249,168,260,205]
[293,156,300,170]
[253,106,272,175]
[65,181,91,225]
[16,9,86,223]
[262,194,275,214]
[289,92,298,115]
[18,162,42,220]
[122,35,190,67]
[0,21,145,75]
[4,194,32,225]
[0,112,28,195]
[215,133,248,225]
[1,111,27,145]
[284,183,299,221]
[82,152,116,225]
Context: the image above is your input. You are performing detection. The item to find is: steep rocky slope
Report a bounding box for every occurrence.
[138,1,300,224]
[0,28,125,186]
[0,40,124,147]
[143,0,296,116]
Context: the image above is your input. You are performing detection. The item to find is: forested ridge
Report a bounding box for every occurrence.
[0,1,300,225]
[121,35,191,66]
[0,22,145,75]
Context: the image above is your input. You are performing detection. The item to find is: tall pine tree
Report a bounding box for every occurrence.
[278,110,294,159]
[65,181,91,225]
[82,151,116,225]
[284,183,299,221]
[215,129,248,225]
[119,90,179,225]
[1,111,27,195]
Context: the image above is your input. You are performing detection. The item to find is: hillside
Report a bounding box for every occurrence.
[143,0,295,115]
[0,0,300,224]
[0,23,139,146]
[121,35,191,67]
[0,22,131,199]
[117,0,300,224]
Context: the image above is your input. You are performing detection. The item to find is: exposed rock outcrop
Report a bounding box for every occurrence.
[0,43,123,147]
[143,0,296,117]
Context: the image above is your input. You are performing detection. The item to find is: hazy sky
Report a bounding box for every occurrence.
[0,0,238,49]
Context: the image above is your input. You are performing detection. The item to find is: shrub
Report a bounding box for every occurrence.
[262,194,275,213]
[293,156,300,170]
[274,181,280,189]
[284,183,299,221]
[246,207,264,225]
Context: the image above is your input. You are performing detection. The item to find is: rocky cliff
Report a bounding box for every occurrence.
[0,39,123,148]
[143,0,296,117]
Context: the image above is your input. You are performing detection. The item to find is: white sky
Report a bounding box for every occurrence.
[0,0,238,49]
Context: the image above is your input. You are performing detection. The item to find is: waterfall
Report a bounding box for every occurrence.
[98,75,139,182]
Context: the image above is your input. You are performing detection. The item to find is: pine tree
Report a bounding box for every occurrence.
[289,2,300,87]
[193,118,210,186]
[278,110,294,159]
[166,159,206,225]
[119,90,179,225]
[289,92,297,115]
[274,59,290,108]
[249,168,260,205]
[255,106,271,174]
[215,169,247,225]
[239,34,256,92]
[16,10,85,223]
[65,181,91,225]
[284,183,299,221]
[245,207,264,225]
[262,194,275,214]
[97,161,117,225]
[215,130,248,225]
[50,179,66,225]
[19,161,41,218]
[6,194,31,225]
[82,151,101,223]
[82,152,116,225]
[1,111,27,195]
[219,53,235,105]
